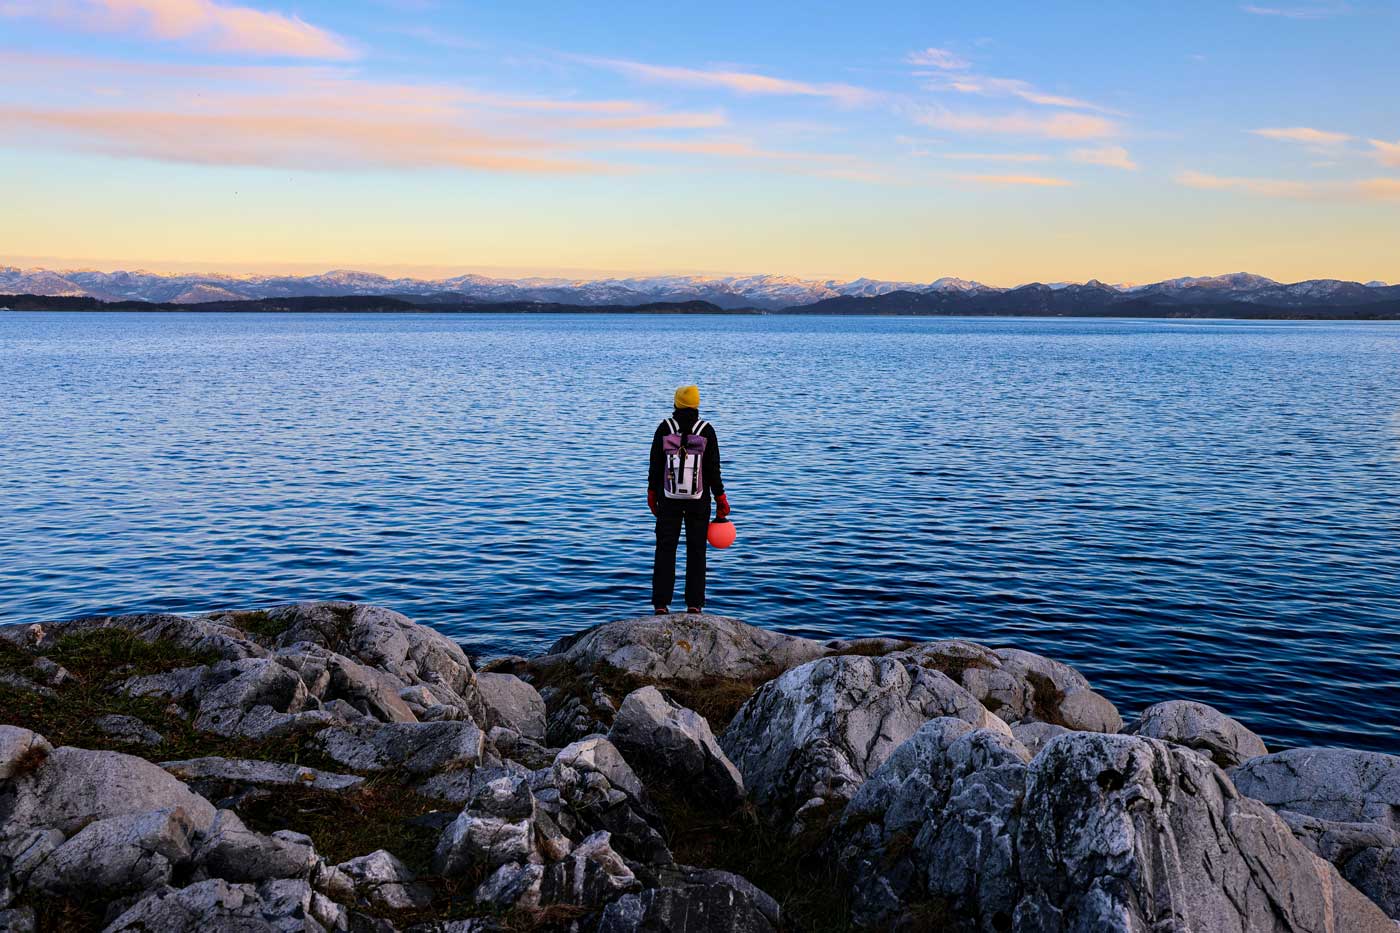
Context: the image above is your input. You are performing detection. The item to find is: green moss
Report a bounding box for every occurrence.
[222,609,292,641]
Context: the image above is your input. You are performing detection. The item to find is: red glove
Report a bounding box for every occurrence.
[715,493,731,520]
[647,489,658,515]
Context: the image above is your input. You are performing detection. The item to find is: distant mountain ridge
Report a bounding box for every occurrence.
[1,265,1395,314]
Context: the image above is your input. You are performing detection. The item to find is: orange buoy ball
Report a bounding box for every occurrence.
[708,519,736,549]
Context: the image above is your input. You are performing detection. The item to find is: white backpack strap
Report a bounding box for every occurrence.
[665,418,678,433]
[693,420,709,435]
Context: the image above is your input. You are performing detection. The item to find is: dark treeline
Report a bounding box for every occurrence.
[4,291,1400,319]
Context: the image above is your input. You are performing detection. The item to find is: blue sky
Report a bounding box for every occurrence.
[1,0,1397,284]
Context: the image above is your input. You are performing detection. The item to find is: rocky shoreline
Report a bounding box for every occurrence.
[1,602,1396,932]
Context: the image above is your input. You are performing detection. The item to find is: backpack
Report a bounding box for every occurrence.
[661,417,710,500]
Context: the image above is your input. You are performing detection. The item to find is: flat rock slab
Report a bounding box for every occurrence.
[547,614,826,683]
[1,746,217,839]
[1232,747,1400,830]
[161,757,366,793]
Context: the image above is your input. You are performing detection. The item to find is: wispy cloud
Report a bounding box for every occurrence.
[917,108,1118,139]
[581,57,877,106]
[1369,139,1400,167]
[0,104,612,172]
[907,45,1115,113]
[0,0,354,58]
[956,173,1073,187]
[1251,126,1352,146]
[906,47,970,70]
[935,152,1050,163]
[1070,145,1137,170]
[0,52,736,175]
[1177,169,1400,201]
[1242,3,1348,19]
[565,111,726,131]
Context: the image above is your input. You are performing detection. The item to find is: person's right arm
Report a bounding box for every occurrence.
[647,422,665,513]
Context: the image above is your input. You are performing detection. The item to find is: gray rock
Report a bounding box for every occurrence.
[433,770,539,875]
[608,686,744,806]
[541,673,618,746]
[720,654,1008,833]
[161,757,365,800]
[549,613,826,683]
[534,737,671,866]
[476,672,546,742]
[1282,810,1400,919]
[337,849,432,911]
[1231,747,1400,829]
[891,641,1122,733]
[314,720,484,775]
[4,829,64,885]
[834,719,1029,927]
[193,809,318,883]
[28,807,200,897]
[473,861,544,910]
[264,602,483,717]
[93,714,164,748]
[1009,721,1070,757]
[1126,699,1268,768]
[190,658,311,736]
[324,651,420,724]
[485,726,554,771]
[831,728,1394,931]
[0,908,35,933]
[538,830,639,908]
[596,866,781,933]
[1015,733,1392,932]
[0,726,51,781]
[0,672,54,699]
[29,657,71,688]
[103,878,339,932]
[0,746,216,840]
[414,759,529,806]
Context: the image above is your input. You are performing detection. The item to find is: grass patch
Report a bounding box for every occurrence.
[220,609,293,641]
[645,778,854,933]
[238,779,447,872]
[0,628,340,770]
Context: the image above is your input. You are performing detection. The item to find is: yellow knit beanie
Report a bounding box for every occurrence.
[674,384,700,409]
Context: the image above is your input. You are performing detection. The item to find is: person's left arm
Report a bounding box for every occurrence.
[705,424,729,517]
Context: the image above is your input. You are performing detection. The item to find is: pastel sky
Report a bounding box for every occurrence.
[2,0,1398,285]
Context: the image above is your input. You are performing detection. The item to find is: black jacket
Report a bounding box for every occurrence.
[649,407,724,500]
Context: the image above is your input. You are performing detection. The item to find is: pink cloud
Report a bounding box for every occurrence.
[1177,170,1400,202]
[2,0,354,58]
[583,58,877,107]
[957,173,1073,187]
[1070,145,1137,170]
[1369,139,1400,167]
[566,111,727,131]
[917,108,1119,139]
[1251,126,1352,146]
[1,103,612,173]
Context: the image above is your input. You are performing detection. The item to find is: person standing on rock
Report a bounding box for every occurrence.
[649,384,729,615]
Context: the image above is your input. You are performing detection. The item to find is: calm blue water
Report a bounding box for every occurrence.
[2,311,1398,753]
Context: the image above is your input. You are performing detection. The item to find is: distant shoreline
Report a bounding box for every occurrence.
[4,293,1400,321]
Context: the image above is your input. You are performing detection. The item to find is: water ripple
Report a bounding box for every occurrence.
[1,311,1398,752]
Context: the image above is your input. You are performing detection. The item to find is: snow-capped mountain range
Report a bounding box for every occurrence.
[0,266,1392,311]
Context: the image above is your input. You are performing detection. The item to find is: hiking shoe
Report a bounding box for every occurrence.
[654,607,670,616]
[686,607,702,615]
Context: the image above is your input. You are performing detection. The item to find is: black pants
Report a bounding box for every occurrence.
[652,498,710,610]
